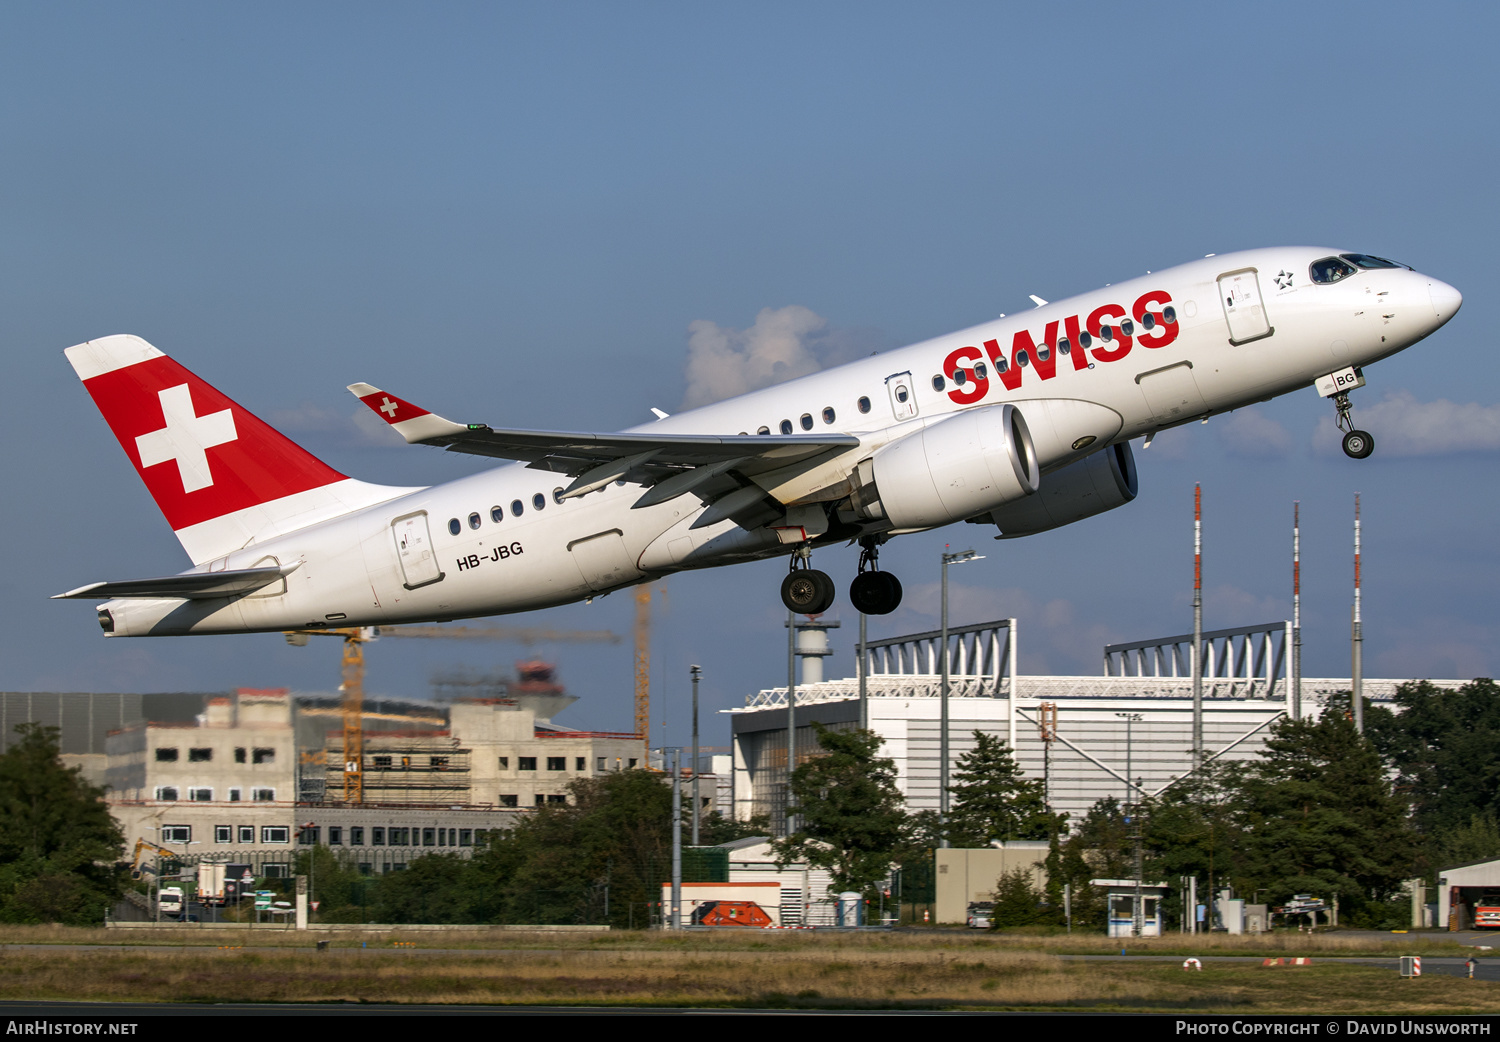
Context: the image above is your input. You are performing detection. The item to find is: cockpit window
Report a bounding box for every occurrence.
[1340,253,1409,270]
[1310,256,1357,284]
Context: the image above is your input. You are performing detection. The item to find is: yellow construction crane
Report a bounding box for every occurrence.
[634,586,651,761]
[285,623,622,803]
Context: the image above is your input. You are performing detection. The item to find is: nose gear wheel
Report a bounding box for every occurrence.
[1332,391,1375,459]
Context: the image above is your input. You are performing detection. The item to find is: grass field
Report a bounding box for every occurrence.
[0,927,1494,1011]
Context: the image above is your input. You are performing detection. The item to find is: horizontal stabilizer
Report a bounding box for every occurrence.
[53,564,297,601]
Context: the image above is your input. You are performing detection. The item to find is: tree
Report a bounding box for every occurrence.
[1044,797,1132,929]
[990,866,1052,928]
[469,768,674,927]
[1367,679,1500,849]
[0,723,125,924]
[773,724,908,899]
[1235,705,1418,908]
[945,730,1054,846]
[1144,761,1240,897]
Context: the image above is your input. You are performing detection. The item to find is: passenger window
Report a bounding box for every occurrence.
[995,356,1009,372]
[1310,257,1357,284]
[511,499,524,517]
[757,426,770,435]
[800,413,813,430]
[973,364,987,380]
[951,369,966,385]
[490,506,504,524]
[447,518,461,536]
[780,419,793,435]
[532,493,546,511]
[1162,307,1177,325]
[1058,337,1071,355]
[553,487,564,504]
[857,396,871,414]
[1141,313,1156,330]
[1079,332,1093,348]
[1036,343,1050,362]
[895,386,910,402]
[932,375,945,391]
[822,407,835,424]
[1016,349,1030,367]
[467,513,481,530]
[1099,325,1114,342]
[1120,319,1134,336]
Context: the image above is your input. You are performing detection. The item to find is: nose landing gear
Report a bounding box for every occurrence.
[1333,391,1375,459]
[848,537,902,615]
[780,545,835,614]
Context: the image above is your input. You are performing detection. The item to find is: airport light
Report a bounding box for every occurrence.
[939,547,985,846]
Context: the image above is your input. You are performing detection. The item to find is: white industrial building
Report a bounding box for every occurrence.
[729,618,1464,831]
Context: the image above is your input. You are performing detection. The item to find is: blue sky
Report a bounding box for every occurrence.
[3,2,1496,745]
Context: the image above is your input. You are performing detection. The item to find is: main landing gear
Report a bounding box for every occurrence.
[776,538,905,616]
[780,546,836,615]
[848,537,902,616]
[1332,391,1375,460]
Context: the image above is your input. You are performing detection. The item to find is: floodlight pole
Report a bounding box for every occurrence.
[785,609,796,836]
[1192,484,1203,771]
[1353,493,1364,734]
[690,664,702,846]
[1292,502,1302,721]
[939,547,984,847]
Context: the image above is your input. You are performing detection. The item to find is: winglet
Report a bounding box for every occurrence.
[348,383,469,444]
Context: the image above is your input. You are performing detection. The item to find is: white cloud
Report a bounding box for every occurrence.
[1314,390,1500,457]
[1216,408,1294,459]
[681,306,875,408]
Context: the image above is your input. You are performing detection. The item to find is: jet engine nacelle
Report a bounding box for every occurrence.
[980,440,1138,538]
[853,403,1040,530]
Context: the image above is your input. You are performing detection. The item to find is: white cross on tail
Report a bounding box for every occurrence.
[135,384,237,493]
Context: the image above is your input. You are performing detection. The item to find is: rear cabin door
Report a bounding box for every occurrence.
[391,511,444,589]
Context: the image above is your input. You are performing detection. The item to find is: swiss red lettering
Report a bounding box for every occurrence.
[1012,321,1060,382]
[1133,291,1178,349]
[982,339,1024,392]
[1087,304,1132,363]
[1063,314,1090,371]
[942,346,989,405]
[957,289,1172,395]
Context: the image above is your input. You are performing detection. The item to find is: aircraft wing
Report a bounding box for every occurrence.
[53,565,296,600]
[348,383,859,500]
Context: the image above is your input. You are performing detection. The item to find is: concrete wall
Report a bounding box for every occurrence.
[935,843,1050,924]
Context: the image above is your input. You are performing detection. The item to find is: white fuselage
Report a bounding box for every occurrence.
[99,247,1459,636]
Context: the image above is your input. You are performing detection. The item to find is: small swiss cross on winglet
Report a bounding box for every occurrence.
[347,382,429,424]
[347,382,467,445]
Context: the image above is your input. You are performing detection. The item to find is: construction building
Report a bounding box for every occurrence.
[6,657,654,875]
[729,617,1465,832]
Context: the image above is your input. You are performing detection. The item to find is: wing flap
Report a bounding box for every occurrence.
[53,565,296,600]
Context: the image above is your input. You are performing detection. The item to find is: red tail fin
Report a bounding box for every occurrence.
[66,335,407,563]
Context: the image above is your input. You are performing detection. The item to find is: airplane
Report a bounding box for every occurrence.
[55,247,1461,636]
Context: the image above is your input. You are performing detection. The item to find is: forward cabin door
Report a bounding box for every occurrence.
[391,511,444,589]
[1218,268,1274,345]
